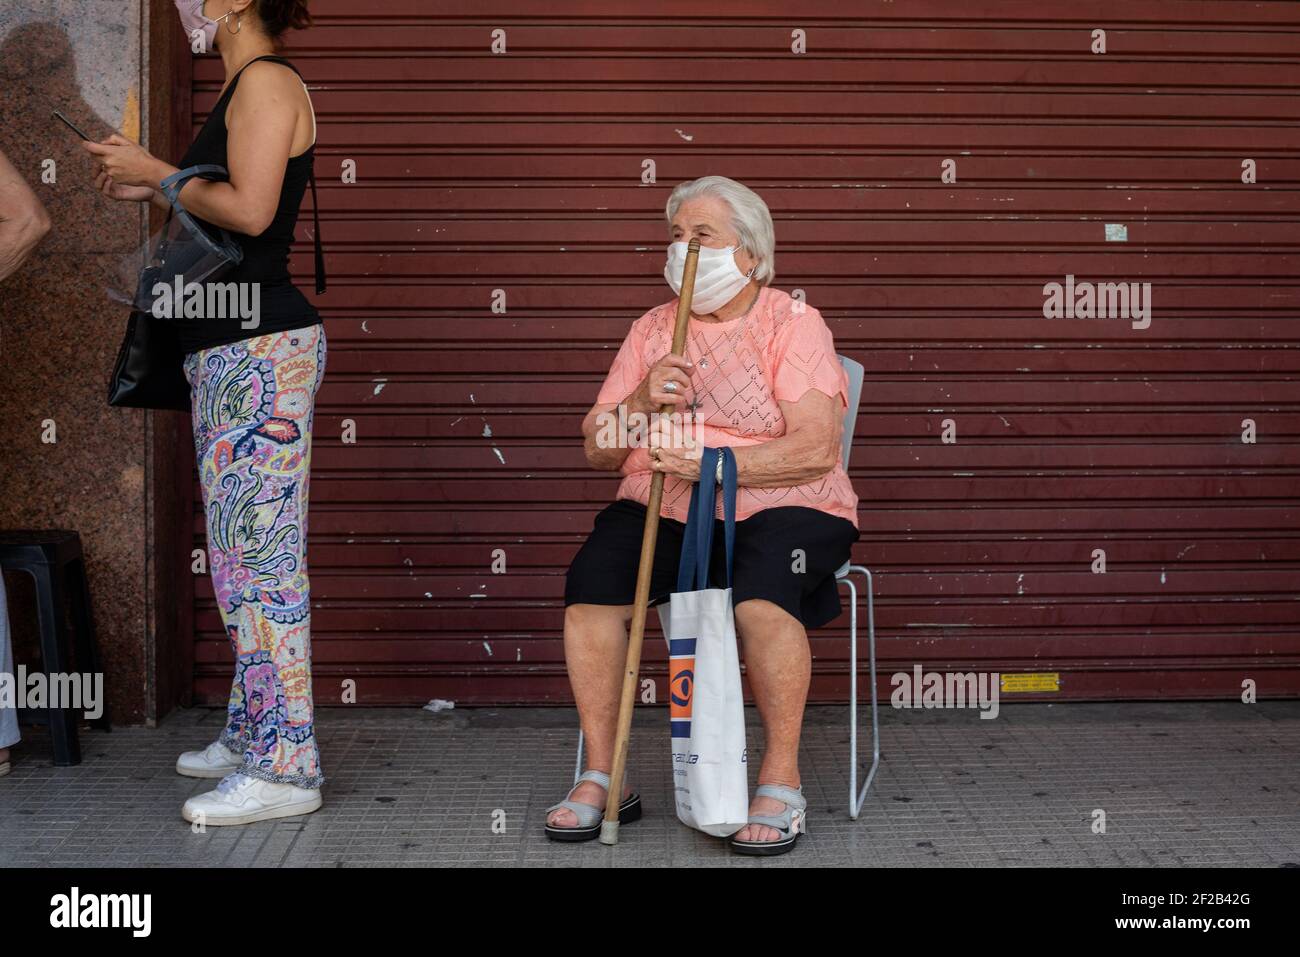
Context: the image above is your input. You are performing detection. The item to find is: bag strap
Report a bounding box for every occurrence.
[155,164,243,265]
[675,447,736,593]
[308,164,326,294]
[692,450,717,591]
[676,477,703,594]
[159,163,230,203]
[721,447,736,586]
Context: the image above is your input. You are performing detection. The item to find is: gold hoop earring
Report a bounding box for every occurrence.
[226,14,241,34]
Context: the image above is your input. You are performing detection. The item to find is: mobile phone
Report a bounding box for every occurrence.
[52,110,93,142]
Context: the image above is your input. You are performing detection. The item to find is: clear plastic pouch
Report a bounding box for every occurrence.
[107,164,244,317]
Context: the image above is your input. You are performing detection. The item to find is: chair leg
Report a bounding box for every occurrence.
[850,565,880,818]
[839,566,880,819]
[29,565,80,766]
[843,574,860,819]
[574,727,585,786]
[68,557,109,731]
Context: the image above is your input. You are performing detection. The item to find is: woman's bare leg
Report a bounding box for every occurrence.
[734,598,811,842]
[549,602,636,826]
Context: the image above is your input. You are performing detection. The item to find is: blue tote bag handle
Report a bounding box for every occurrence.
[676,447,738,594]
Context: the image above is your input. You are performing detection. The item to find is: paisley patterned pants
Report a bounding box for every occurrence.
[183,325,327,789]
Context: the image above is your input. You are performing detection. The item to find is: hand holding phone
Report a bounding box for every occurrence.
[62,115,159,205]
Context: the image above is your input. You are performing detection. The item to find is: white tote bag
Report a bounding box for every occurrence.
[660,447,749,836]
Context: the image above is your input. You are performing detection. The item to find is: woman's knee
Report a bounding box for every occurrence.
[564,602,632,637]
[735,598,805,640]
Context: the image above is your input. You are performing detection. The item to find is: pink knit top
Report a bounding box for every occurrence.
[594,285,860,527]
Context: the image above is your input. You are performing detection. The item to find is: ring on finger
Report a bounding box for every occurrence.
[662,381,678,393]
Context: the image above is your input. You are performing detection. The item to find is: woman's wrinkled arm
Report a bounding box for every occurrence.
[582,401,634,471]
[0,150,51,281]
[732,389,842,488]
[582,351,692,471]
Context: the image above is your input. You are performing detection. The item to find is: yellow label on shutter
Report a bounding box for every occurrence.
[1000,672,1060,693]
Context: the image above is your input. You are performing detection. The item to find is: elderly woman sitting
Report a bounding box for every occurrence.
[550,175,860,855]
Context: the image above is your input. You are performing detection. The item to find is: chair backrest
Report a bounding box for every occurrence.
[838,354,865,469]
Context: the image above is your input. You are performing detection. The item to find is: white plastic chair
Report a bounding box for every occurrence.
[573,353,879,820]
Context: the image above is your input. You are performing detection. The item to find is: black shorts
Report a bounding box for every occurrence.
[565,499,861,630]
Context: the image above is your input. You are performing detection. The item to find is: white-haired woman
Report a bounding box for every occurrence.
[549,176,860,855]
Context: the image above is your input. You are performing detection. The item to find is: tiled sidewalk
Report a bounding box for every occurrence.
[1,701,1297,867]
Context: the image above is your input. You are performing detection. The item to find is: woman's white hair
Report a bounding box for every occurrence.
[665,176,776,285]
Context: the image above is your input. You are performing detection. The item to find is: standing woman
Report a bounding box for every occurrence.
[84,0,326,825]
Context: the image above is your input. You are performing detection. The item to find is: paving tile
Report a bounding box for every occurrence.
[0,702,1296,867]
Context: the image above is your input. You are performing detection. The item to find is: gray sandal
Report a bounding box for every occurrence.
[544,769,642,842]
[730,783,808,856]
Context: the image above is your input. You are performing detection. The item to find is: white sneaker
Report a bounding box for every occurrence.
[181,772,323,826]
[176,740,243,778]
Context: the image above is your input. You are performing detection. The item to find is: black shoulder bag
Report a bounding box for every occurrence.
[107,164,242,411]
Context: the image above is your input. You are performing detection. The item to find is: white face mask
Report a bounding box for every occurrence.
[664,242,757,314]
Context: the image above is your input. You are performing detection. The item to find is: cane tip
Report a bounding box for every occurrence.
[599,820,620,845]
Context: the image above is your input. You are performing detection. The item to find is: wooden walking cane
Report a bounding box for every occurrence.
[599,238,701,844]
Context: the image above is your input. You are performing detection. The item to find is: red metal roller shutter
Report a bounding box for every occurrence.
[190,0,1300,705]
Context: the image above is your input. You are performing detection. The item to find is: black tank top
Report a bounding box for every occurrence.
[173,54,324,355]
